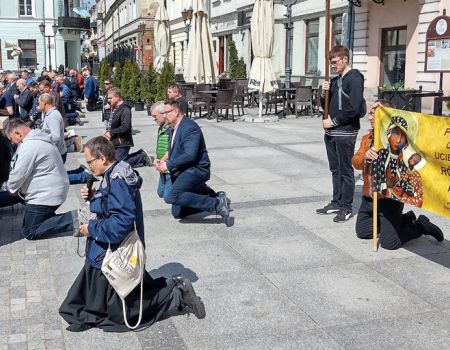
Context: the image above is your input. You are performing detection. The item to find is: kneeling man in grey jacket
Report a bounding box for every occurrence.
[4,118,78,240]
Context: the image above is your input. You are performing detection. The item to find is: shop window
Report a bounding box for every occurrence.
[0,40,2,68]
[18,40,37,68]
[380,26,407,87]
[305,19,319,73]
[19,0,34,16]
[332,15,343,47]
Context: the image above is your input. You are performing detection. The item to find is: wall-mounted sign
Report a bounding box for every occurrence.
[238,8,253,27]
[215,19,238,32]
[425,15,450,72]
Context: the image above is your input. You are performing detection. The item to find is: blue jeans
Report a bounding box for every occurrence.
[165,168,217,219]
[126,149,146,168]
[157,173,173,201]
[324,134,357,212]
[22,204,76,240]
[0,191,23,208]
[67,166,89,185]
[115,146,130,162]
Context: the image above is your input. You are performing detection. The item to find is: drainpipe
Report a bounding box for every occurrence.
[347,2,355,65]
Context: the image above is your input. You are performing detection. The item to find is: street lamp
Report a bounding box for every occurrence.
[282,0,297,89]
[138,21,146,70]
[39,22,58,70]
[181,6,193,46]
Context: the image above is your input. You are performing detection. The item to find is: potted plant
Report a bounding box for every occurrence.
[143,64,157,115]
[131,72,144,111]
[120,59,134,106]
[97,59,111,93]
[155,61,175,102]
[378,82,421,111]
[111,61,122,88]
[227,36,247,79]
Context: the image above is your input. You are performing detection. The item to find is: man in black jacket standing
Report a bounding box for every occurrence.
[103,87,133,161]
[318,45,365,223]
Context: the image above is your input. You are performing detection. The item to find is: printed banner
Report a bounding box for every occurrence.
[373,107,450,218]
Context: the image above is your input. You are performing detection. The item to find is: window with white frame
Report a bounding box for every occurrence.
[18,40,37,68]
[19,0,34,17]
[305,19,319,73]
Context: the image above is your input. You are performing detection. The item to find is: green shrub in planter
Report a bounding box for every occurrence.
[120,59,134,100]
[111,61,122,89]
[155,61,175,101]
[143,64,158,106]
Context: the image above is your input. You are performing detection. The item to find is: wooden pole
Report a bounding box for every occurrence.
[323,0,331,120]
[372,109,380,252]
[372,192,378,252]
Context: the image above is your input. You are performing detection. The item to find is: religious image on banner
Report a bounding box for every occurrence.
[373,107,450,218]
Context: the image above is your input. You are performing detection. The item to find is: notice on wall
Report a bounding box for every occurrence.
[426,39,450,71]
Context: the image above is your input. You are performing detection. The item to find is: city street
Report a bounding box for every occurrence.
[0,108,449,350]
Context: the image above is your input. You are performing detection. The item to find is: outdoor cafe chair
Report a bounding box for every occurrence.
[185,87,208,119]
[211,89,235,122]
[262,90,285,115]
[232,84,246,116]
[286,86,314,117]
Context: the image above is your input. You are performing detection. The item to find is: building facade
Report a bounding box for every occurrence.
[0,0,91,73]
[93,0,156,70]
[165,0,450,110]
[353,0,450,105]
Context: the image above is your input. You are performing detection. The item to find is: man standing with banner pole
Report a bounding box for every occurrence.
[317,0,365,224]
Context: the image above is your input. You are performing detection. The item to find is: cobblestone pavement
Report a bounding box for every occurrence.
[1,108,449,349]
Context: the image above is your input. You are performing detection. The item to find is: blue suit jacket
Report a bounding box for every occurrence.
[167,117,211,180]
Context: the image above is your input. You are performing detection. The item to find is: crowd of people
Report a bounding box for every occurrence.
[0,46,446,333]
[0,73,232,332]
[0,66,99,127]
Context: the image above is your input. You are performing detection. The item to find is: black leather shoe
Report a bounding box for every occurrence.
[216,191,231,208]
[417,215,444,242]
[173,276,206,319]
[215,194,230,224]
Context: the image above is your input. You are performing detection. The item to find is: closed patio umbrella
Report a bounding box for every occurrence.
[184,0,218,84]
[248,0,278,117]
[154,4,171,73]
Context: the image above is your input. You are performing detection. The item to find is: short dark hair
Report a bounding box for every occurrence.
[84,136,116,162]
[330,45,349,59]
[4,118,27,135]
[164,98,187,114]
[375,99,394,108]
[167,84,182,94]
[37,75,51,83]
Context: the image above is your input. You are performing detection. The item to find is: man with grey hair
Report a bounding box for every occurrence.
[14,78,33,121]
[4,72,18,96]
[38,93,68,163]
[4,118,77,240]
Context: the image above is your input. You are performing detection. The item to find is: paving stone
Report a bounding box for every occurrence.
[266,263,435,328]
[1,108,449,349]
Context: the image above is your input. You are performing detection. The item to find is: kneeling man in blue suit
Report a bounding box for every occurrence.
[155,99,231,225]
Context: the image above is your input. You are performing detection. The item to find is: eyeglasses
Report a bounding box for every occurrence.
[330,58,342,66]
[162,109,175,115]
[86,158,98,166]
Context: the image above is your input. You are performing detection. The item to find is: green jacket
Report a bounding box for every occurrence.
[156,124,171,160]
